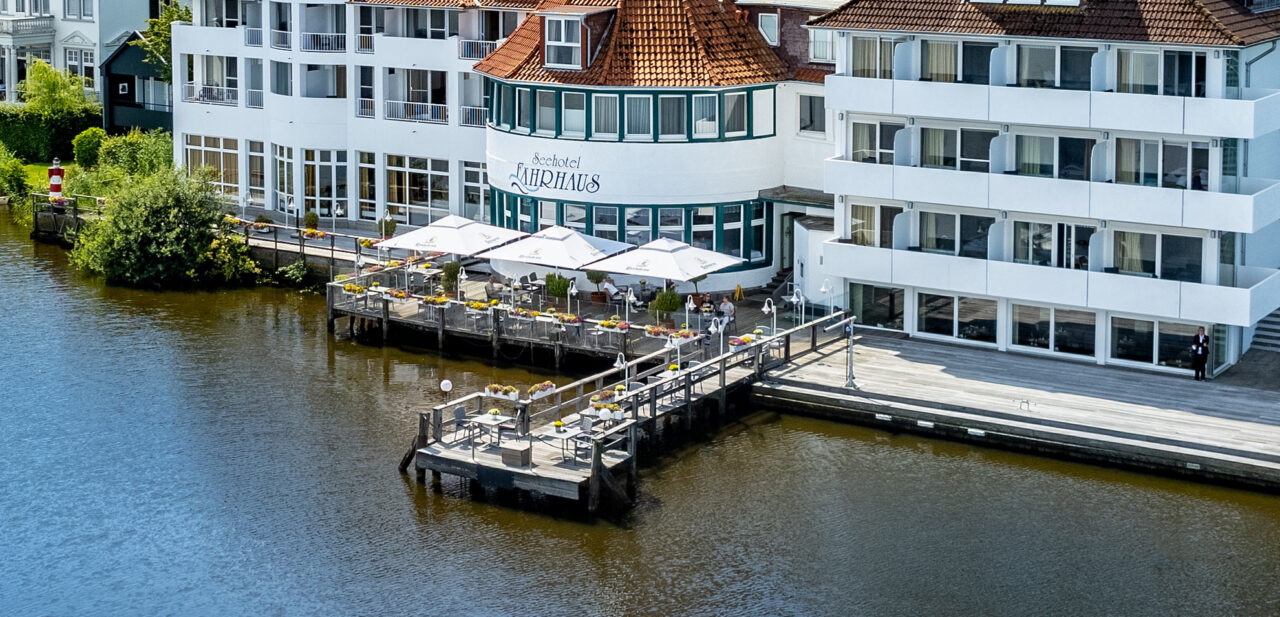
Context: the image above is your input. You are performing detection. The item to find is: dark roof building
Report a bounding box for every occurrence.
[101,31,172,134]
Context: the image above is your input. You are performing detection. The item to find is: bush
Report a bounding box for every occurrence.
[586,270,607,291]
[254,214,273,224]
[0,144,28,200]
[649,288,682,314]
[303,210,319,230]
[71,169,258,288]
[19,59,97,116]
[544,273,571,298]
[0,105,101,162]
[441,261,461,292]
[73,127,105,168]
[99,129,172,176]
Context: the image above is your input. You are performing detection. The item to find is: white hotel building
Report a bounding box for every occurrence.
[808,0,1280,374]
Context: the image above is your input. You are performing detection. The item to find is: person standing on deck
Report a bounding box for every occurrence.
[1191,327,1210,381]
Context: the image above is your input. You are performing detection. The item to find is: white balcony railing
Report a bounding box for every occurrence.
[385,101,447,124]
[244,26,262,47]
[356,98,374,118]
[300,32,346,52]
[458,39,498,60]
[357,33,374,53]
[183,83,238,106]
[270,29,290,49]
[246,89,263,108]
[461,105,486,127]
[0,15,54,35]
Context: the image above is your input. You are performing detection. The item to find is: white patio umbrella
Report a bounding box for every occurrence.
[374,215,526,255]
[476,225,630,269]
[584,237,743,282]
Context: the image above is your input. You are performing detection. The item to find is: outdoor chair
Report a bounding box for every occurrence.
[572,417,595,463]
[452,407,474,446]
[686,361,707,394]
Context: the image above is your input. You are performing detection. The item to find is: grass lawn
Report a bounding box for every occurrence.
[24,162,52,188]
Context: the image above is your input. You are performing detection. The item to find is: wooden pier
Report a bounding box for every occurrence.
[401,313,849,513]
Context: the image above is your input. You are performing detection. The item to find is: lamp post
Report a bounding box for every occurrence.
[286,197,295,229]
[568,278,578,315]
[818,278,832,316]
[762,298,776,334]
[457,265,468,301]
[664,336,683,369]
[625,288,635,323]
[614,352,628,386]
[789,290,805,328]
[709,319,725,356]
[685,294,696,329]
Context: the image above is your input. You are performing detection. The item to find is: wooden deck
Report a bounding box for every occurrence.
[756,334,1280,488]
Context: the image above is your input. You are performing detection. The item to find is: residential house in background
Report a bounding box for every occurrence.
[101,30,172,133]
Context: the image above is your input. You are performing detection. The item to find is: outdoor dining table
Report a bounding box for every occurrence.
[468,414,513,447]
[537,425,583,465]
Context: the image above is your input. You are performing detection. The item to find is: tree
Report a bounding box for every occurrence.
[18,58,97,115]
[73,127,106,168]
[72,169,257,288]
[130,1,192,83]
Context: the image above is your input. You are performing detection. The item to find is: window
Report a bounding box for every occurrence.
[918,293,954,336]
[959,129,996,172]
[358,151,377,221]
[516,88,531,131]
[1057,137,1095,181]
[1118,50,1159,95]
[1013,304,1051,350]
[248,141,265,206]
[1114,231,1156,276]
[809,29,835,63]
[1013,305,1096,356]
[535,89,555,133]
[407,8,457,40]
[1116,138,1159,186]
[798,95,825,135]
[920,40,957,82]
[271,61,291,95]
[920,211,955,254]
[184,135,239,196]
[921,128,957,169]
[564,204,587,231]
[462,161,487,222]
[1015,135,1054,177]
[958,214,993,259]
[625,208,651,245]
[64,0,92,19]
[1017,46,1055,88]
[749,202,766,261]
[879,205,902,249]
[757,13,778,46]
[658,95,685,139]
[625,95,651,139]
[1056,224,1095,270]
[693,94,718,138]
[1060,46,1095,91]
[724,92,747,136]
[538,200,557,229]
[1161,234,1203,283]
[917,294,996,343]
[850,284,903,330]
[850,122,903,163]
[562,92,586,136]
[850,204,875,246]
[1161,141,1210,190]
[1157,321,1200,368]
[658,207,683,240]
[1112,317,1156,363]
[1163,51,1206,97]
[65,49,94,87]
[851,36,895,78]
[1013,221,1053,266]
[273,144,293,211]
[545,17,581,68]
[691,206,715,249]
[302,149,348,218]
[960,42,995,84]
[593,206,618,240]
[386,155,449,225]
[592,94,618,138]
[723,204,743,257]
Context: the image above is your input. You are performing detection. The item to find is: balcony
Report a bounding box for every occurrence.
[0,15,53,45]
[183,83,238,106]
[822,240,1280,326]
[826,75,1280,139]
[385,101,447,124]
[460,105,486,127]
[458,39,498,60]
[825,156,1280,234]
[300,32,346,52]
[246,89,263,108]
[357,33,374,53]
[244,26,262,47]
[271,29,290,49]
[356,98,374,118]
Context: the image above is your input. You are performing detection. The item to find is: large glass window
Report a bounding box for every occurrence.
[592,94,618,138]
[723,204,743,257]
[65,48,94,87]
[957,297,997,343]
[691,207,715,249]
[799,95,825,135]
[1013,305,1096,356]
[625,208,651,245]
[462,161,487,222]
[358,151,376,220]
[960,129,996,172]
[593,206,618,240]
[1056,223,1095,270]
[850,283,904,330]
[535,89,555,133]
[184,135,239,196]
[749,202,766,261]
[544,17,581,67]
[1118,50,1159,95]
[809,29,835,63]
[273,143,294,212]
[879,205,902,249]
[658,207,683,241]
[562,92,585,136]
[625,95,651,139]
[921,128,957,169]
[920,40,957,82]
[1161,234,1203,283]
[302,149,348,218]
[1013,304,1051,349]
[1160,141,1210,190]
[724,92,747,136]
[1114,231,1156,277]
[918,293,954,336]
[516,88,531,131]
[850,204,875,246]
[658,95,685,139]
[564,204,587,231]
[693,94,718,138]
[271,60,291,95]
[1013,221,1053,266]
[1115,138,1159,186]
[248,141,265,206]
[386,155,448,225]
[1017,45,1055,88]
[920,211,955,254]
[850,36,895,79]
[959,214,994,259]
[1057,137,1095,181]
[1162,51,1206,97]
[1060,46,1095,90]
[1015,135,1054,177]
[961,42,995,85]
[1158,321,1199,368]
[1112,317,1155,363]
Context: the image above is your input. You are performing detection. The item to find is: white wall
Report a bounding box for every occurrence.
[776,81,829,191]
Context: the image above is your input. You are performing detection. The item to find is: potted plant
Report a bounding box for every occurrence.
[254,215,273,233]
[543,273,571,299]
[303,210,320,231]
[441,261,462,293]
[378,216,397,240]
[528,380,556,400]
[586,270,609,303]
[648,288,682,324]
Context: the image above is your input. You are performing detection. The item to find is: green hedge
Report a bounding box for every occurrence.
[0,104,102,162]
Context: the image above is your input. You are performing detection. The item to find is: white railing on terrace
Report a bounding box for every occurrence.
[247,89,263,108]
[357,33,374,53]
[244,27,262,46]
[385,101,447,124]
[271,29,290,49]
[461,105,486,127]
[183,83,238,106]
[458,39,498,60]
[300,32,346,52]
[356,98,374,118]
[0,15,54,35]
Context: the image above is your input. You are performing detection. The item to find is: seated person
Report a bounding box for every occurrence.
[484,276,502,300]
[718,297,736,329]
[601,277,621,299]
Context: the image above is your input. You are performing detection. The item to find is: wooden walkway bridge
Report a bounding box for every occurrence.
[400,312,849,513]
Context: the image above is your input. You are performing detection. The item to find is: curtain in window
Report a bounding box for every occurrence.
[1115,231,1154,275]
[921,128,954,169]
[852,37,878,78]
[692,95,717,136]
[851,123,876,162]
[922,41,956,82]
[659,97,685,136]
[850,204,875,246]
[1115,138,1139,184]
[593,96,617,134]
[1015,136,1052,177]
[1118,51,1158,94]
[626,97,651,136]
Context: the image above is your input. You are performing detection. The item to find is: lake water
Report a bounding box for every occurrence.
[3,214,1279,617]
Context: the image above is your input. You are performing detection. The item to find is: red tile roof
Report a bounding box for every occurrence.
[348,0,541,8]
[474,0,789,86]
[791,66,833,81]
[808,0,1280,47]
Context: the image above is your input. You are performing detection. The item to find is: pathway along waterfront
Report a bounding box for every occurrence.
[4,215,1280,616]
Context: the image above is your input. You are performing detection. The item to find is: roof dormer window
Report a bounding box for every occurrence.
[545,17,582,69]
